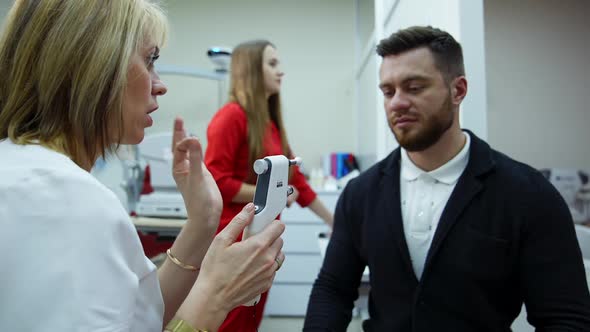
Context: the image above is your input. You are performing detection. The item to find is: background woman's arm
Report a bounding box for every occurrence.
[308,197,334,228]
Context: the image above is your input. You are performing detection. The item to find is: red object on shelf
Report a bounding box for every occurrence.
[141,165,154,195]
[137,231,174,259]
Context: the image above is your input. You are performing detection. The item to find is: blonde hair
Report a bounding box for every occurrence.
[229,40,290,166]
[0,0,168,167]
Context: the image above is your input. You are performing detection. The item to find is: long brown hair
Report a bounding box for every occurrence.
[228,40,290,165]
[0,0,167,168]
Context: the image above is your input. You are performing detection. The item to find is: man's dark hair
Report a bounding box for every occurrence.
[376,26,465,82]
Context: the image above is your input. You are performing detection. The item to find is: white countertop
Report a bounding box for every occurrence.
[132,216,184,236]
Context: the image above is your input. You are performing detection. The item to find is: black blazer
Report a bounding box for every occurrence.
[304,131,590,331]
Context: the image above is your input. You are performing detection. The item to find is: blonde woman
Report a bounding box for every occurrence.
[0,1,284,331]
[205,40,334,331]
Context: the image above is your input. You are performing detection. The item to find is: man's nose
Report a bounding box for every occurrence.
[387,92,410,113]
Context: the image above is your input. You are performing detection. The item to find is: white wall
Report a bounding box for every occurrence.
[356,53,378,169]
[354,0,378,169]
[384,0,461,35]
[459,0,487,140]
[154,0,356,171]
[484,0,590,170]
[356,0,374,47]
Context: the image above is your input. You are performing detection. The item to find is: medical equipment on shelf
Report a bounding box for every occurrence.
[119,145,144,214]
[207,46,232,72]
[134,133,188,218]
[540,168,590,224]
[243,155,300,306]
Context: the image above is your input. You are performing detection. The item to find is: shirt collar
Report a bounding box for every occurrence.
[401,132,470,185]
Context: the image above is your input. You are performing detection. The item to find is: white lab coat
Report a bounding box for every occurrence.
[0,139,163,332]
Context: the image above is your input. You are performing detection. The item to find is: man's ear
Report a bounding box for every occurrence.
[451,76,468,106]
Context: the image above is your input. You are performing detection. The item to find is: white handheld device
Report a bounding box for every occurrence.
[242,155,301,306]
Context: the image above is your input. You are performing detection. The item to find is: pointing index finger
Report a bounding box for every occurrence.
[172,117,186,151]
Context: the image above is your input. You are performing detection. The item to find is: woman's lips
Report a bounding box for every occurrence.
[146,114,153,127]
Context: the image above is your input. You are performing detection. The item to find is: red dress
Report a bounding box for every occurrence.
[205,102,316,331]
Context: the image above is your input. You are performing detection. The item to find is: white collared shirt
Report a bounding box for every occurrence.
[400,132,471,280]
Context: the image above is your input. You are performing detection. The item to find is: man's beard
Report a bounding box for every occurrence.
[391,93,454,152]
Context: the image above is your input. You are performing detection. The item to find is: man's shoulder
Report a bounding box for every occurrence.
[343,152,396,195]
[481,148,563,209]
[488,148,547,188]
[465,132,545,188]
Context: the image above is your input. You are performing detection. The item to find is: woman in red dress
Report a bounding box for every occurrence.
[205,40,333,331]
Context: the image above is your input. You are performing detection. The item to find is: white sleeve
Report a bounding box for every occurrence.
[0,167,162,332]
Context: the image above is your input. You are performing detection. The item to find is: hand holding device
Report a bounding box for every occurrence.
[242,155,301,306]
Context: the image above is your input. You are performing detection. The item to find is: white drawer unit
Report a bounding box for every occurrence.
[265,191,340,316]
[274,254,323,283]
[280,192,340,224]
[282,224,330,253]
[265,284,315,316]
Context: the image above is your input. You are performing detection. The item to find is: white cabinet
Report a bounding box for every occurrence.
[264,191,340,316]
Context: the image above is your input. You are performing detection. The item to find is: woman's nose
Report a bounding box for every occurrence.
[152,75,167,96]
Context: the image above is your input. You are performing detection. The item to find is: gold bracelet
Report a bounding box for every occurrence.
[165,317,208,332]
[166,249,199,271]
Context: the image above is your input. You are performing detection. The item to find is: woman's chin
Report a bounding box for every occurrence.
[120,132,145,145]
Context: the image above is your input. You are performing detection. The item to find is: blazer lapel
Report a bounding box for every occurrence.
[422,130,495,278]
[423,171,482,276]
[380,150,419,283]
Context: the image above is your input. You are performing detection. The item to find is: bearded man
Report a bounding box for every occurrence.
[304,26,590,332]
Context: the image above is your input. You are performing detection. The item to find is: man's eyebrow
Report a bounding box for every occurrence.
[401,75,429,84]
[378,82,392,90]
[379,75,430,89]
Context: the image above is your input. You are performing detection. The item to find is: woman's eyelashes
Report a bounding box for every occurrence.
[146,47,160,68]
[147,53,159,68]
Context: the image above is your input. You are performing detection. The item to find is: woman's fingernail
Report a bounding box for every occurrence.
[244,203,255,212]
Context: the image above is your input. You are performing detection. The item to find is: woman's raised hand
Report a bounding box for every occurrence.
[171,117,222,237]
